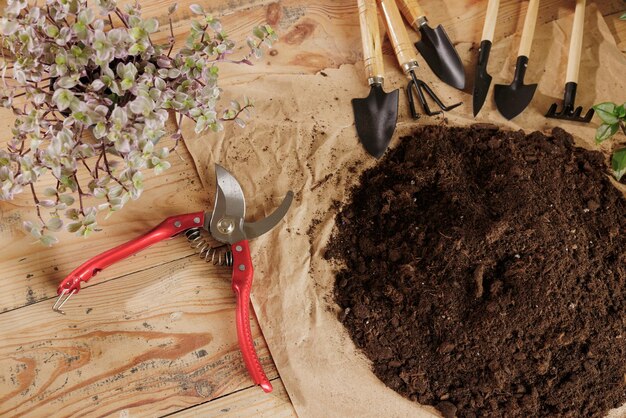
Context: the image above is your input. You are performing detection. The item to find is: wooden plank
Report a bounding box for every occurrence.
[138,0,626,86]
[0,256,278,417]
[0,145,206,314]
[170,378,296,418]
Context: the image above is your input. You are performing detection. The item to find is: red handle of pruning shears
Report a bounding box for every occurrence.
[56,212,206,295]
[231,239,273,393]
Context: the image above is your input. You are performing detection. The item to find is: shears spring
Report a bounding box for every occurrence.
[185,228,233,266]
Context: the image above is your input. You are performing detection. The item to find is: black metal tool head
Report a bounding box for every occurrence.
[351,83,399,159]
[407,71,462,119]
[472,40,492,117]
[415,22,466,90]
[494,55,537,120]
[545,82,594,123]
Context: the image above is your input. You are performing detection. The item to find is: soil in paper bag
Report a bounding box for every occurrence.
[327,125,626,417]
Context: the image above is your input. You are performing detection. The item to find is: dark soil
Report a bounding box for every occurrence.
[327,125,626,417]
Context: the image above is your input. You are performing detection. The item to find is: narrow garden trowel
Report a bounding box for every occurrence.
[352,0,399,159]
[396,0,466,90]
[494,0,540,120]
[472,0,499,116]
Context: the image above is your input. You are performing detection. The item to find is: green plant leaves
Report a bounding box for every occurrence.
[593,102,625,144]
[612,148,626,181]
[2,0,273,245]
[190,4,204,15]
[595,123,619,143]
[593,102,618,124]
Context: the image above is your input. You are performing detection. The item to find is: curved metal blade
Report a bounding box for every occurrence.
[494,55,537,120]
[243,191,294,240]
[472,40,493,117]
[210,164,246,243]
[416,24,466,90]
[352,84,399,158]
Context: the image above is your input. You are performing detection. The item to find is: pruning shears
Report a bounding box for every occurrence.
[53,164,294,393]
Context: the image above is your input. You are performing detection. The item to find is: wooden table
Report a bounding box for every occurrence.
[0,1,624,416]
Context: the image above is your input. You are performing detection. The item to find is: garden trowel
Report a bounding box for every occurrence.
[472,0,499,116]
[494,0,540,120]
[396,0,466,90]
[352,0,399,158]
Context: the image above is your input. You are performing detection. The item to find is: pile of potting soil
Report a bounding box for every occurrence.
[327,125,626,417]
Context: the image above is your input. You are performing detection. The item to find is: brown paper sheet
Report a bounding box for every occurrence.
[182,5,626,417]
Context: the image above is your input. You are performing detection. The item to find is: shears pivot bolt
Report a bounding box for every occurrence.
[217,217,235,234]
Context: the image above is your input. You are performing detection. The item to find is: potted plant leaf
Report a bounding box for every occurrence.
[0,0,276,245]
[593,101,626,182]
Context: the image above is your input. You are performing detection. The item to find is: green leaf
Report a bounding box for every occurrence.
[190,4,204,15]
[612,148,626,181]
[252,26,265,40]
[129,42,146,55]
[46,217,63,232]
[45,24,59,37]
[154,160,171,175]
[593,102,618,124]
[39,234,59,247]
[59,194,75,206]
[143,18,158,33]
[67,222,82,233]
[65,209,80,220]
[617,104,626,119]
[132,172,143,189]
[52,89,75,112]
[30,226,42,239]
[43,187,57,197]
[620,12,626,20]
[57,77,78,89]
[595,123,618,143]
[23,221,34,233]
[234,118,246,128]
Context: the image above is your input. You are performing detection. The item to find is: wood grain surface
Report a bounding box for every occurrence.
[0,0,624,416]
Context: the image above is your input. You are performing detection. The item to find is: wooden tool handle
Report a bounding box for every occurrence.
[481,0,500,42]
[396,0,426,28]
[566,0,585,83]
[518,0,540,57]
[378,0,418,70]
[358,0,385,83]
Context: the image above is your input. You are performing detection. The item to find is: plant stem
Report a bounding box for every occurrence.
[29,182,45,226]
[101,146,129,192]
[114,8,130,28]
[167,17,175,57]
[73,173,86,216]
[219,103,253,121]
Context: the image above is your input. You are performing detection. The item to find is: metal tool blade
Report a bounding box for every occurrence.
[472,40,493,116]
[210,164,246,244]
[416,23,466,90]
[352,83,399,159]
[494,55,537,120]
[243,191,294,240]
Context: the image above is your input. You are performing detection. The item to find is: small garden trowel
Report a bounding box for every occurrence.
[494,0,540,120]
[472,0,499,116]
[352,0,399,159]
[396,0,466,90]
